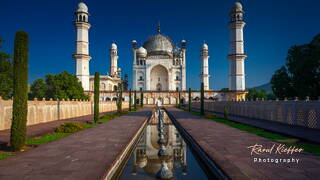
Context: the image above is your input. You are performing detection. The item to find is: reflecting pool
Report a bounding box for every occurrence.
[119,109,208,180]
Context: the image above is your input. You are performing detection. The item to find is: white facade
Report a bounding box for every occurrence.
[227,2,247,91]
[132,26,186,91]
[88,42,121,92]
[200,43,210,90]
[73,2,91,91]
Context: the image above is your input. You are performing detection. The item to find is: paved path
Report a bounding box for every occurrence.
[0,108,151,180]
[0,110,125,145]
[191,107,320,144]
[166,107,320,180]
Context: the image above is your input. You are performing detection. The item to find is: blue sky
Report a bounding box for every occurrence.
[1,0,319,90]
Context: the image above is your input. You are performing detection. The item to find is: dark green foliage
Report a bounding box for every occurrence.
[94,72,100,123]
[271,34,320,99]
[55,122,85,133]
[45,71,88,100]
[200,82,204,115]
[29,79,47,100]
[129,89,132,111]
[188,88,191,112]
[0,39,13,99]
[10,31,29,151]
[224,107,228,120]
[246,89,270,100]
[29,71,88,100]
[220,88,229,92]
[271,66,294,99]
[134,90,137,110]
[117,83,122,114]
[140,91,144,107]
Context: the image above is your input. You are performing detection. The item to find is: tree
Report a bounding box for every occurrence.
[134,90,137,110]
[29,79,47,100]
[220,88,229,92]
[129,89,132,111]
[28,71,88,100]
[0,39,13,99]
[188,88,191,112]
[117,82,122,114]
[246,89,268,100]
[45,71,88,100]
[271,66,294,99]
[271,34,320,99]
[94,72,100,123]
[10,31,29,151]
[200,82,204,115]
[140,91,144,107]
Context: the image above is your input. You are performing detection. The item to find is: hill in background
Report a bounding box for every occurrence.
[251,83,272,93]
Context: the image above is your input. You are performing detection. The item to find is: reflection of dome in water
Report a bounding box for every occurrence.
[142,158,173,176]
[137,156,148,168]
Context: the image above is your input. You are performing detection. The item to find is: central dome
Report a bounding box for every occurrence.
[143,34,173,56]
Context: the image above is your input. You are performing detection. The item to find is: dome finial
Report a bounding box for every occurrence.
[157,21,161,33]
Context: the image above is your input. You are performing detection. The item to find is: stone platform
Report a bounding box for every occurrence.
[166,107,320,180]
[0,108,152,180]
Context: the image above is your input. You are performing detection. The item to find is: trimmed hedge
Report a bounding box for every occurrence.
[10,31,29,151]
[56,122,85,133]
[94,72,100,123]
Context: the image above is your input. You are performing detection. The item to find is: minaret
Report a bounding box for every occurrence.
[181,40,187,90]
[227,2,247,91]
[73,2,91,91]
[110,43,118,76]
[200,43,210,90]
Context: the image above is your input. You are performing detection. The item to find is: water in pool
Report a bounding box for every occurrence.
[119,109,208,180]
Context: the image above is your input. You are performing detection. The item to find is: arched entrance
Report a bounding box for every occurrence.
[150,65,168,91]
[156,83,162,91]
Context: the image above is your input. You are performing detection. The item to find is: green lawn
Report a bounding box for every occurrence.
[26,133,71,145]
[0,153,12,160]
[182,108,320,156]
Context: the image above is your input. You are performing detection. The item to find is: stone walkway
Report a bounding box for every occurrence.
[191,107,320,144]
[166,107,320,180]
[0,110,124,145]
[0,108,151,180]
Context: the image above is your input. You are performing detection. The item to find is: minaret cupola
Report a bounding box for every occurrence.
[76,2,89,22]
[230,2,244,22]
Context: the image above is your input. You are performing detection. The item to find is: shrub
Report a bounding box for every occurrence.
[204,114,218,119]
[55,122,85,133]
[200,82,204,115]
[224,107,229,120]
